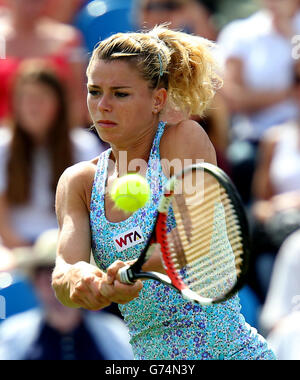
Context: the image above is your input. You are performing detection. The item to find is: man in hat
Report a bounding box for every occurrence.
[0,229,134,360]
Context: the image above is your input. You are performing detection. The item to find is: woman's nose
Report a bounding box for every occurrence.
[98,95,112,112]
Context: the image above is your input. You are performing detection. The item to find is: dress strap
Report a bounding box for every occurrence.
[92,148,111,202]
[148,121,166,162]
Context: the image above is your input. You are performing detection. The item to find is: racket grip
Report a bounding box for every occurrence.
[118,266,135,284]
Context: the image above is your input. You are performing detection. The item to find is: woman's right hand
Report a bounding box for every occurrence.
[67,261,112,311]
[99,260,143,305]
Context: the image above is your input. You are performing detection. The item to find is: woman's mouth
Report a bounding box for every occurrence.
[97,120,117,128]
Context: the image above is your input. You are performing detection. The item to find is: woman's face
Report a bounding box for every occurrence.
[87,59,165,147]
[15,82,59,141]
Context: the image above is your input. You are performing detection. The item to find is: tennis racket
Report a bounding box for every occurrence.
[118,163,250,305]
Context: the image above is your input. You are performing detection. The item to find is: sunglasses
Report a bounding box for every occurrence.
[144,1,185,12]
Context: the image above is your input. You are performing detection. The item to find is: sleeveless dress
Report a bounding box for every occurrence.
[90,121,276,360]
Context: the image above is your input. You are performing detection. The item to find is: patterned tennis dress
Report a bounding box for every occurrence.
[90,121,276,360]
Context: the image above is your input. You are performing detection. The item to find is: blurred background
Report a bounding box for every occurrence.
[1,0,300,360]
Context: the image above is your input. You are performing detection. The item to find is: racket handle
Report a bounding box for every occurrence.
[118,265,135,284]
[118,265,175,288]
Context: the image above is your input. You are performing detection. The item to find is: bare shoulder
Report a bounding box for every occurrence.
[56,158,98,217]
[160,119,217,165]
[58,158,98,188]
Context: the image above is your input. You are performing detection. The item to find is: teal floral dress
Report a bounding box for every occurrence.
[90,122,276,360]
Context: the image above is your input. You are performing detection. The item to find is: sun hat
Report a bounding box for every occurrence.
[12,229,59,276]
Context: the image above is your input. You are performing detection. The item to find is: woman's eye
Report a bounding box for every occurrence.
[88,90,101,96]
[115,92,129,98]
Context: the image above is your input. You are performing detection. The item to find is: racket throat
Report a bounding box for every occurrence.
[181,288,213,306]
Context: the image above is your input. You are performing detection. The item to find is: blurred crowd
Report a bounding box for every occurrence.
[1,0,300,360]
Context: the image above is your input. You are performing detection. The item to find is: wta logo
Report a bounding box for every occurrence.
[113,227,145,252]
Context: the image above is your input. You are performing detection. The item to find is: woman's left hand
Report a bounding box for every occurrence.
[99,260,143,304]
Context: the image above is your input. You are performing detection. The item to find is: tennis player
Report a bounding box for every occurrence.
[52,26,275,360]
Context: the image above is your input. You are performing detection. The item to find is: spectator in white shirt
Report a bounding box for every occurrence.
[267,311,300,360]
[217,0,300,205]
[259,229,300,336]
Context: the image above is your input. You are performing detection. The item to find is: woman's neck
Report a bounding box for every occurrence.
[110,122,159,177]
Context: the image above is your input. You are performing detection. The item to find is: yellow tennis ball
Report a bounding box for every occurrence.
[110,174,151,213]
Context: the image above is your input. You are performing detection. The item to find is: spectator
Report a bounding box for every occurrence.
[0,61,103,249]
[136,0,218,40]
[250,98,300,301]
[266,311,300,360]
[252,124,300,243]
[259,229,300,336]
[252,59,300,211]
[0,229,134,360]
[260,229,300,360]
[0,0,87,126]
[218,0,300,203]
[44,0,87,24]
[135,0,231,174]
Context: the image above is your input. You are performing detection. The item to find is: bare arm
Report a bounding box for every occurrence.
[52,162,143,308]
[52,162,110,309]
[222,58,291,114]
[252,128,300,221]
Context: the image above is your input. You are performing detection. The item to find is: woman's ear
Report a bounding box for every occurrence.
[152,87,168,114]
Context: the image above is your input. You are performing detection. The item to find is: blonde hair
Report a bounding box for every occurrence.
[87,25,222,117]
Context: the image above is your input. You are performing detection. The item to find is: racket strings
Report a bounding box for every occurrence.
[176,213,242,250]
[168,227,187,268]
[169,179,244,299]
[174,194,192,242]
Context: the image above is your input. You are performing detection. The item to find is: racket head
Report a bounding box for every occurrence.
[157,163,251,305]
